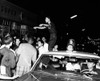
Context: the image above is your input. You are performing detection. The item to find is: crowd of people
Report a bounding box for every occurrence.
[0,16,59,77]
[0,31,75,77]
[0,16,99,79]
[0,35,35,77]
[0,30,59,78]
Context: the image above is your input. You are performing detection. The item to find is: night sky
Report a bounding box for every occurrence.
[7,0,100,39]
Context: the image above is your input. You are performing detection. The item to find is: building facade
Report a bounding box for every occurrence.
[0,0,38,37]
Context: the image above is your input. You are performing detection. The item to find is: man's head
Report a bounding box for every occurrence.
[67,44,73,51]
[42,37,46,42]
[3,36,13,48]
[16,38,20,46]
[28,37,34,44]
[69,39,75,45]
[45,17,51,24]
[54,45,58,49]
[37,40,44,47]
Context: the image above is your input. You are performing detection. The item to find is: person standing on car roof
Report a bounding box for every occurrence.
[38,17,57,51]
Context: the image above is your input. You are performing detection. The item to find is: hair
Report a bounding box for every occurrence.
[42,36,47,42]
[45,16,52,23]
[68,39,75,45]
[38,39,44,45]
[28,36,34,41]
[3,36,13,45]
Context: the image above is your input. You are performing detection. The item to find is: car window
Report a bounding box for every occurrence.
[34,54,99,74]
[30,53,100,81]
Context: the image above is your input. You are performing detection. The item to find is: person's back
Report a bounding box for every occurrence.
[16,43,37,67]
[15,43,37,76]
[0,47,15,67]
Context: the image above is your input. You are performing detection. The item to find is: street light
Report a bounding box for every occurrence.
[70,15,77,19]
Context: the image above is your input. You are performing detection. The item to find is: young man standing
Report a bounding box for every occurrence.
[15,37,37,76]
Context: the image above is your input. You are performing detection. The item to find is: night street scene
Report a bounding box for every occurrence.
[0,0,100,81]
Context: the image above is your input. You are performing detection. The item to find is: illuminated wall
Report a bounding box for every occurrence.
[0,0,38,26]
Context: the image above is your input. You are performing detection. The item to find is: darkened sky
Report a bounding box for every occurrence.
[7,0,100,38]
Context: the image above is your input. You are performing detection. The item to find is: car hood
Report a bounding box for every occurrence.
[32,70,94,81]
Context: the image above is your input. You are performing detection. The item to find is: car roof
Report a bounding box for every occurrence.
[42,51,100,59]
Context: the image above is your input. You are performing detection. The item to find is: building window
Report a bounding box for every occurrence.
[0,5,17,16]
[0,6,4,12]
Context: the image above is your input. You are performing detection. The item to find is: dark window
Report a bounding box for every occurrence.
[1,6,4,12]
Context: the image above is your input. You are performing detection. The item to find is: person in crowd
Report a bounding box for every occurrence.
[81,59,97,74]
[15,38,21,47]
[80,60,89,72]
[69,39,75,46]
[86,60,97,74]
[37,40,45,57]
[53,45,58,51]
[42,37,49,52]
[12,38,21,51]
[65,61,74,71]
[66,39,75,52]
[65,61,81,72]
[96,60,100,69]
[35,37,41,48]
[15,37,37,76]
[66,44,74,52]
[37,37,41,42]
[0,36,16,77]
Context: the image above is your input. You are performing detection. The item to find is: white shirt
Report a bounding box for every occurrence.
[43,43,49,52]
[73,63,81,70]
[53,48,58,51]
[66,63,74,71]
[38,46,46,57]
[16,43,37,67]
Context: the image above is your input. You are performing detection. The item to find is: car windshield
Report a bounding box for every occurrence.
[34,54,99,74]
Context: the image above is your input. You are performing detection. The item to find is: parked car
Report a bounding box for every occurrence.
[1,51,100,81]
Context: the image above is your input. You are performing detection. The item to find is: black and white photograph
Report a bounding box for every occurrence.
[0,0,100,81]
